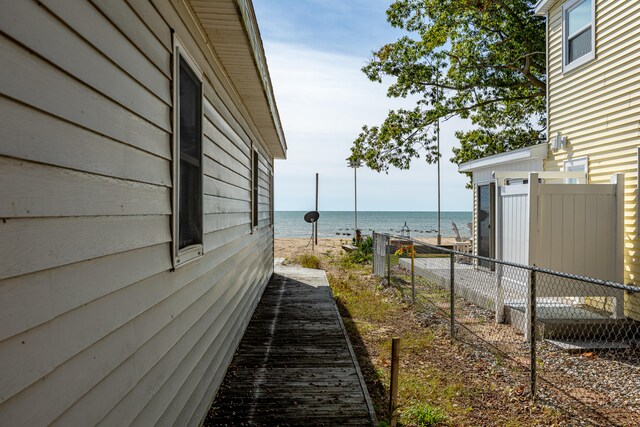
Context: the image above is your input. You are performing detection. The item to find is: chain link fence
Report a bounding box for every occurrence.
[372,232,640,426]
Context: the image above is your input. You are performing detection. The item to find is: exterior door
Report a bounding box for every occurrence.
[477,183,495,269]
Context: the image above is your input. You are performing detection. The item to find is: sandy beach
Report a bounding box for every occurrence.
[274,236,458,260]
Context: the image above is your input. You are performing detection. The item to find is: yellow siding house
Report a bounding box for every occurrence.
[535,0,640,317]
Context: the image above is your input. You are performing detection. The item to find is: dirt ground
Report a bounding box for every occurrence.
[274,238,617,427]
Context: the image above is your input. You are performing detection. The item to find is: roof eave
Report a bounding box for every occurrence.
[534,0,558,15]
[188,0,287,159]
[235,0,287,159]
[458,144,549,173]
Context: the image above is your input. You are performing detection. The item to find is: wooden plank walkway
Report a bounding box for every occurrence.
[204,264,376,426]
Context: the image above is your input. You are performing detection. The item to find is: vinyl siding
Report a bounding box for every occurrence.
[0,1,276,426]
[544,0,640,318]
[472,159,544,185]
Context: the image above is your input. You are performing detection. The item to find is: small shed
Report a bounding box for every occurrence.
[459,144,548,262]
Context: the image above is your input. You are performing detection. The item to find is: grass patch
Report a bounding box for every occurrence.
[293,253,321,269]
[398,370,473,418]
[328,272,400,324]
[401,403,448,427]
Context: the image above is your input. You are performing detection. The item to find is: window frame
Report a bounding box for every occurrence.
[173,37,205,268]
[269,169,274,228]
[562,0,596,74]
[251,148,259,230]
[563,156,588,183]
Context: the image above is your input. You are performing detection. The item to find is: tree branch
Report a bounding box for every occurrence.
[442,92,545,116]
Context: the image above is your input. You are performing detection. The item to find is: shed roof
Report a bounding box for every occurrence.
[458,143,548,173]
[188,0,286,159]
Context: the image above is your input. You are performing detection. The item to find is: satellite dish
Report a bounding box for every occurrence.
[304,211,320,224]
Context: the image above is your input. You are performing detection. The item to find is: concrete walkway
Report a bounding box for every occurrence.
[205,262,376,426]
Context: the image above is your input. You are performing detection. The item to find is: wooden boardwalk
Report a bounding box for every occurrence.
[205,264,376,426]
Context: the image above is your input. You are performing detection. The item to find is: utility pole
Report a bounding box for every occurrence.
[435,73,442,246]
[348,159,361,234]
[436,115,441,246]
[315,173,319,245]
[354,166,358,231]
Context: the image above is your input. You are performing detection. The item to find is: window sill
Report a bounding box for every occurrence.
[174,244,204,269]
[562,51,595,74]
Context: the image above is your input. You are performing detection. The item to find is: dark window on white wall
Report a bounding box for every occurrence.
[175,49,203,263]
[270,170,274,227]
[178,57,203,249]
[252,149,259,228]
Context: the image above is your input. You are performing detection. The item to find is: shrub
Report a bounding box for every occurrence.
[296,253,321,269]
[348,235,374,264]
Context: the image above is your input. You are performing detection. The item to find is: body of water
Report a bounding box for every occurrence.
[275,211,473,239]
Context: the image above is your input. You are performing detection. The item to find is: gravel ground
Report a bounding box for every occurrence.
[410,274,640,426]
[537,345,640,425]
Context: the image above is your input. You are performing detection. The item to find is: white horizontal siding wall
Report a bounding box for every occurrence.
[0,0,275,425]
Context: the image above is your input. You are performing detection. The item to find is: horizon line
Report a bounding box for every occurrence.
[275,210,472,213]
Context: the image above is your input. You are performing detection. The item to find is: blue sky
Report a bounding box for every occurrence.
[253,0,473,212]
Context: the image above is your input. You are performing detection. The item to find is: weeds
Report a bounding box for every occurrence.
[401,403,447,427]
[340,255,357,270]
[294,253,321,269]
[346,235,374,264]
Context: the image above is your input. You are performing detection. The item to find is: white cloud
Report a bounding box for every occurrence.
[266,41,473,212]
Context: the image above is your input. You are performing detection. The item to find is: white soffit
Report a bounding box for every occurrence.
[534,0,560,15]
[458,144,549,173]
[189,0,287,159]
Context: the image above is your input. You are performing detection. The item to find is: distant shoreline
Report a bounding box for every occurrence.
[274,210,472,213]
[275,236,458,244]
[274,210,473,239]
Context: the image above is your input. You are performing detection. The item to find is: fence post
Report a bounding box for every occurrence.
[372,233,376,275]
[529,268,537,401]
[389,337,400,427]
[411,243,415,303]
[374,234,377,275]
[495,263,505,323]
[386,238,391,285]
[450,252,455,341]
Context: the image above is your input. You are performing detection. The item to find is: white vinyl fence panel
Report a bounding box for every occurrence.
[496,173,625,320]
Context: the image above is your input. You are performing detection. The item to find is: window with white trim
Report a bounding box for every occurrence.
[563,0,595,72]
[269,170,274,228]
[564,157,588,183]
[252,149,259,229]
[174,39,204,266]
